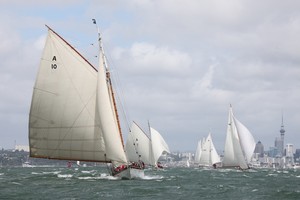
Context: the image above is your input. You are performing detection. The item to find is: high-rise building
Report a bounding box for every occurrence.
[274,137,283,156]
[285,144,294,167]
[295,149,300,159]
[254,141,264,157]
[285,144,294,158]
[275,114,285,157]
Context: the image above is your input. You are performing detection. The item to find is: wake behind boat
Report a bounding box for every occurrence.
[28,20,143,179]
[222,105,256,170]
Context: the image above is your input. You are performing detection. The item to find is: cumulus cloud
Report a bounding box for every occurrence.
[114,42,192,76]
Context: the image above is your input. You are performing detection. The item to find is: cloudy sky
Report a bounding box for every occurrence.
[1,0,300,152]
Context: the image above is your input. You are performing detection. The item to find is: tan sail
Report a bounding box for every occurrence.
[29,26,127,164]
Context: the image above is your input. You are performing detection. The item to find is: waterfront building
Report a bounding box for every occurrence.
[254,141,264,157]
[15,145,29,152]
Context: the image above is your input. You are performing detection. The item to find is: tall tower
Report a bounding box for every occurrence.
[279,113,285,156]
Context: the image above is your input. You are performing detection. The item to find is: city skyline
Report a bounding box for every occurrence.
[7,119,299,154]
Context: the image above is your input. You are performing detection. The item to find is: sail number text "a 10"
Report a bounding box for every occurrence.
[51,56,57,69]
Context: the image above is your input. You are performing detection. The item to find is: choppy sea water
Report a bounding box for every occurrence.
[1,166,300,200]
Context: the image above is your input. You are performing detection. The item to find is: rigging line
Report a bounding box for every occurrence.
[113,80,131,133]
[101,40,131,132]
[91,22,131,132]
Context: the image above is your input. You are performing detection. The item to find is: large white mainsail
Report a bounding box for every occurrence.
[222,105,255,169]
[29,26,104,162]
[29,25,127,165]
[125,122,152,164]
[150,127,170,166]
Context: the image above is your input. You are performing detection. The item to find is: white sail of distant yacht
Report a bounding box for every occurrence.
[150,127,170,167]
[28,21,144,179]
[125,122,170,168]
[194,140,202,164]
[125,122,152,165]
[222,105,256,170]
[198,133,221,167]
[194,133,220,167]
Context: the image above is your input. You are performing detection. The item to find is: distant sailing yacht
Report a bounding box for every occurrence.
[222,105,256,170]
[200,133,221,167]
[194,133,220,168]
[28,20,144,179]
[125,121,170,168]
[125,122,152,167]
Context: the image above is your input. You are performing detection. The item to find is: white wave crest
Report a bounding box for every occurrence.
[57,174,73,178]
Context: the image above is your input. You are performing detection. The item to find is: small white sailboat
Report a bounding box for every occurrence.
[186,160,190,168]
[222,105,256,170]
[194,133,220,168]
[28,20,144,179]
[125,122,170,169]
